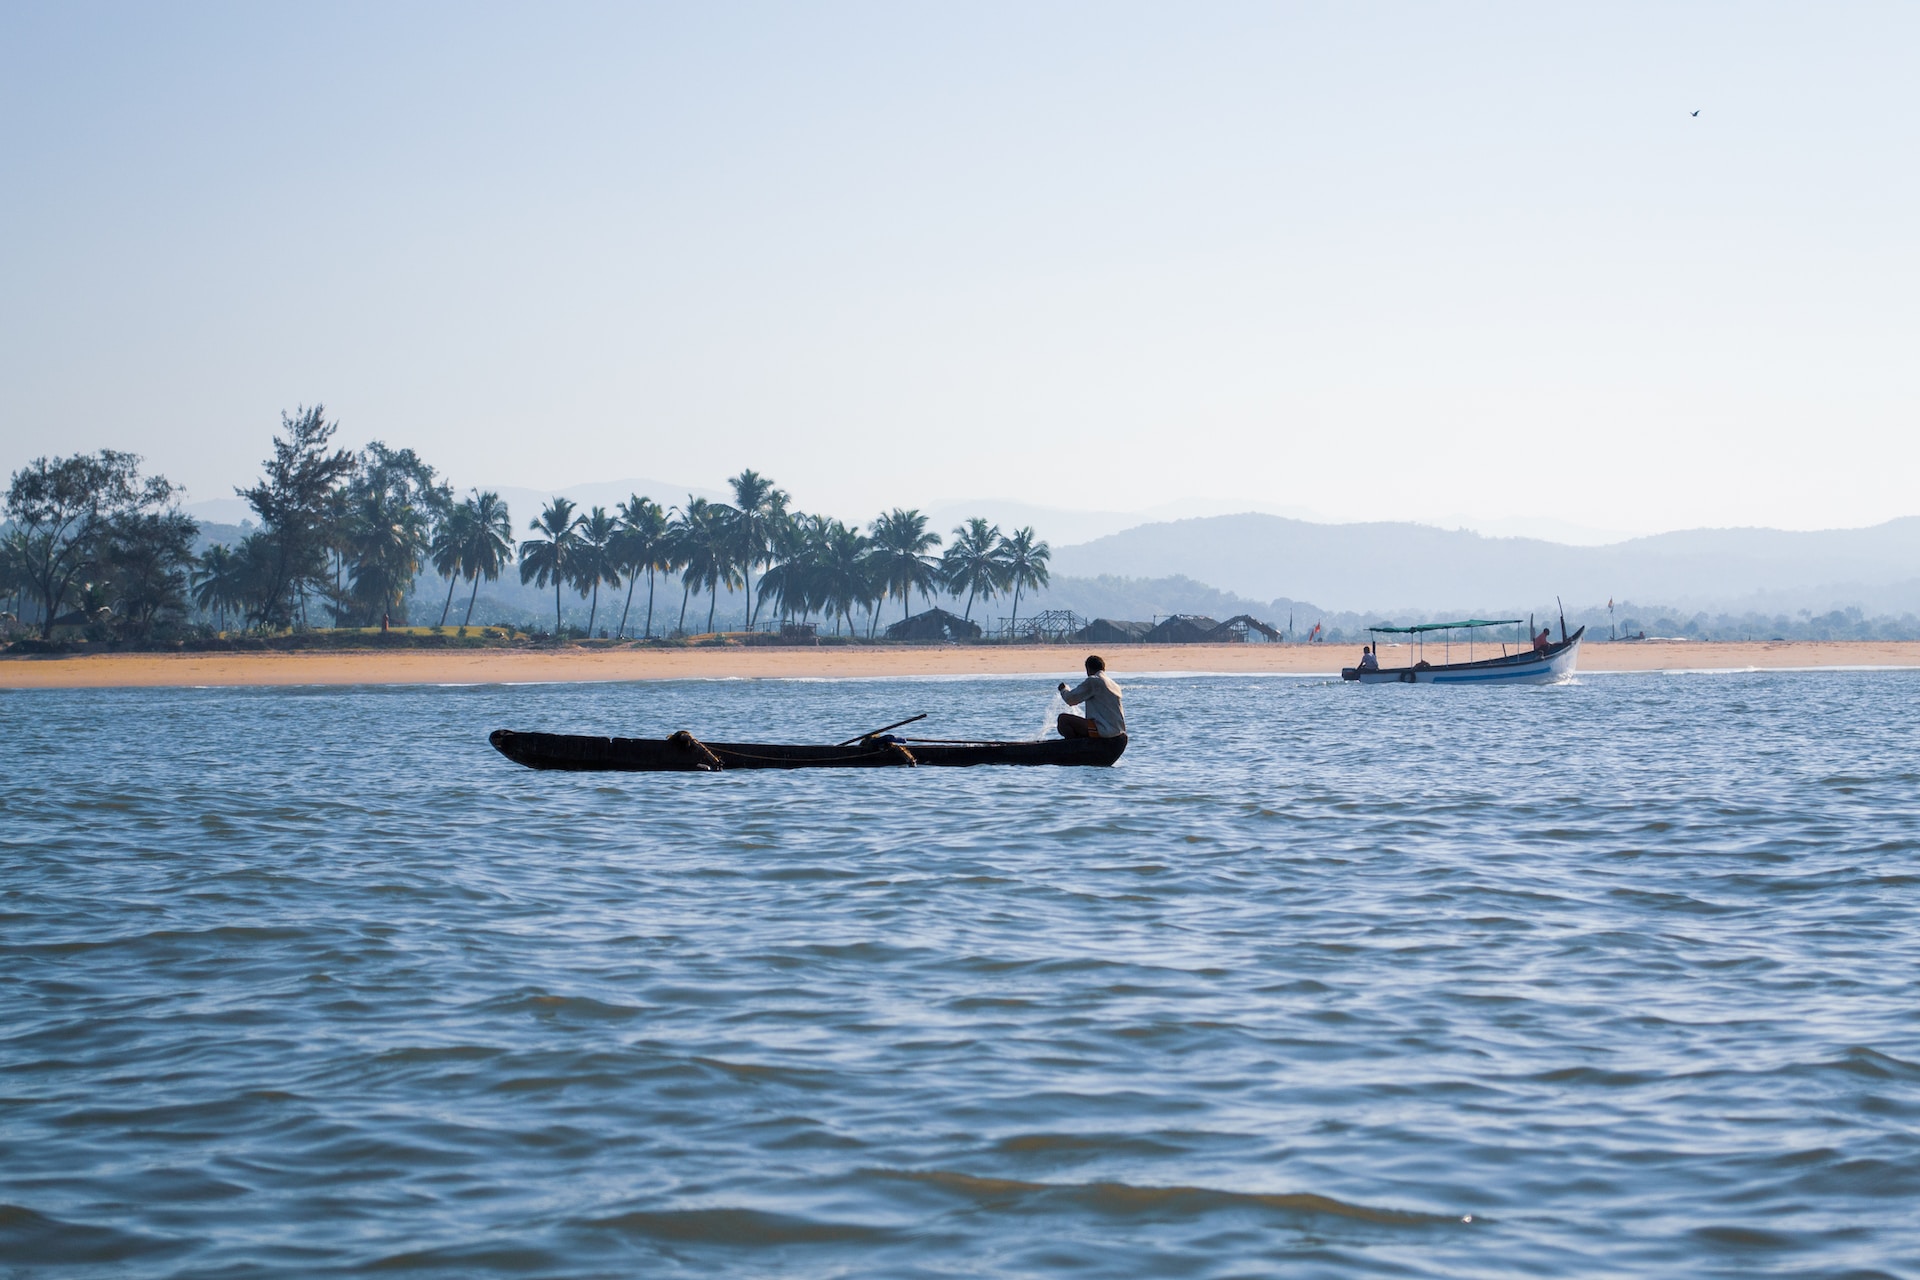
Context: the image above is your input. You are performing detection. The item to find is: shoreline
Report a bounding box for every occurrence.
[3,640,1918,689]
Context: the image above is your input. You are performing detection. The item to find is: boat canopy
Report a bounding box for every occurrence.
[1367,618,1522,634]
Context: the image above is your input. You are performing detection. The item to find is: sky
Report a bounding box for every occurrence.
[3,2,1917,540]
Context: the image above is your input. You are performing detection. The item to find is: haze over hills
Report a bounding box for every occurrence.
[1050,514,1920,617]
[184,480,1920,623]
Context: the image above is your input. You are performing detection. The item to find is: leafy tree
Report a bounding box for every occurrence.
[941,517,1006,622]
[519,497,583,638]
[345,442,447,626]
[868,508,941,622]
[612,495,669,639]
[726,469,788,630]
[0,528,28,624]
[4,450,183,638]
[572,506,622,637]
[105,507,199,639]
[997,526,1051,633]
[237,407,355,630]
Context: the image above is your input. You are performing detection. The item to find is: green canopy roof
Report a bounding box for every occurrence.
[1367,618,1522,634]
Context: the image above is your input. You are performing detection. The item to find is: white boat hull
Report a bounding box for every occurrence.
[1343,629,1582,686]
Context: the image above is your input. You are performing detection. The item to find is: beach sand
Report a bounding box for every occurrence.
[2,640,1916,689]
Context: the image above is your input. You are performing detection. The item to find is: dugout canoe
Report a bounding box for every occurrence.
[489,728,1128,772]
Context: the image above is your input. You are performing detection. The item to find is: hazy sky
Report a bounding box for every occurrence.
[3,2,1916,537]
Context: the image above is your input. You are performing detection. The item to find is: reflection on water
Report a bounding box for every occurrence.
[2,671,1918,1277]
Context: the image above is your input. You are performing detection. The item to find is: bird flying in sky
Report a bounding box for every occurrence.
[1691,109,1700,117]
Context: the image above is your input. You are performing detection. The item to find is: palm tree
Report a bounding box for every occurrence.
[455,490,514,627]
[675,497,741,634]
[518,497,582,638]
[726,469,788,630]
[813,520,871,637]
[428,504,476,626]
[572,506,622,637]
[191,543,244,632]
[612,495,669,639]
[941,517,1006,622]
[997,526,1051,635]
[231,534,277,628]
[868,508,942,622]
[348,480,431,626]
[321,484,354,625]
[756,510,819,627]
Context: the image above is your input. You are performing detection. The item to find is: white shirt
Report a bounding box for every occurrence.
[1062,672,1126,737]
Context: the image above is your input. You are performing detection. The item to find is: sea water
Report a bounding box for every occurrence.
[2,671,1917,1277]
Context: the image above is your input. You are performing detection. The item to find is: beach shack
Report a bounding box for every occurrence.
[1070,618,1154,644]
[885,607,983,642]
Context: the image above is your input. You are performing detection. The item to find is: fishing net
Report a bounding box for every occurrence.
[1038,688,1075,740]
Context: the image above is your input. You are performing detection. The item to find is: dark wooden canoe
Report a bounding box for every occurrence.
[489,728,1128,772]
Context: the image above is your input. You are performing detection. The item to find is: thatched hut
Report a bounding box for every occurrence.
[1203,615,1283,643]
[1141,615,1219,644]
[885,607,983,642]
[1069,618,1154,644]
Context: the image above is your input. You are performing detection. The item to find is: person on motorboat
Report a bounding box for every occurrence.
[1357,645,1379,671]
[1533,627,1552,653]
[1057,655,1126,739]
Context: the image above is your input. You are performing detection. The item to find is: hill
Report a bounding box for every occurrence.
[1050,514,1920,616]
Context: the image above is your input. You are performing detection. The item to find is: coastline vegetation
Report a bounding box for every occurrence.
[2,406,1053,649]
[9,407,1920,652]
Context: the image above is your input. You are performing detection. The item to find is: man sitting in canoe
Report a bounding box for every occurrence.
[1357,645,1379,671]
[1533,627,1553,653]
[1057,655,1126,739]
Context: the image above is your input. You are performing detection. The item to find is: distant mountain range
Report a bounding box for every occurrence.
[184,484,1920,622]
[1049,514,1920,617]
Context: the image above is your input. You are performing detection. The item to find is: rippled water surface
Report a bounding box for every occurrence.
[4,670,1919,1277]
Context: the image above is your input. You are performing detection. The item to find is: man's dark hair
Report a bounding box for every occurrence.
[1085,654,1105,673]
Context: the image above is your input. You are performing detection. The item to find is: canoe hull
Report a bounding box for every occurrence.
[1342,628,1584,686]
[490,729,1129,772]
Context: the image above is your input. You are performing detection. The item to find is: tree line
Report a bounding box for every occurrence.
[3,405,1053,642]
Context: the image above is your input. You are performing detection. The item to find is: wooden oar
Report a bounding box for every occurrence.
[837,713,928,746]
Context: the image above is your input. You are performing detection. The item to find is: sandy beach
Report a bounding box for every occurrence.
[2,640,1916,689]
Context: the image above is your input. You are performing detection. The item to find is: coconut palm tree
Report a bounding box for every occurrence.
[997,525,1051,635]
[321,483,354,625]
[941,517,1006,622]
[868,508,942,622]
[813,520,871,637]
[670,502,697,636]
[348,481,432,626]
[231,534,277,628]
[455,490,514,627]
[191,543,245,632]
[611,495,669,639]
[672,502,737,637]
[756,510,822,626]
[726,469,788,630]
[571,506,622,637]
[518,497,582,638]
[428,503,476,626]
[672,497,741,635]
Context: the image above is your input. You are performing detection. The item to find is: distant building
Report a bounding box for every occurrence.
[1204,615,1282,643]
[1141,614,1219,644]
[885,607,983,642]
[1069,618,1154,644]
